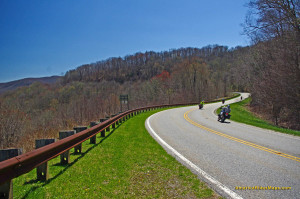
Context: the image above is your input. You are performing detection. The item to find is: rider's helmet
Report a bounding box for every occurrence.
[227,105,230,108]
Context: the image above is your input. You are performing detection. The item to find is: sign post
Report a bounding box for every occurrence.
[119,95,129,112]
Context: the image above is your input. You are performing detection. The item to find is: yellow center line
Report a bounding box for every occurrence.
[184,108,300,163]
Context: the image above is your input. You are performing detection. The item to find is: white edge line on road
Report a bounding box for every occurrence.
[146,114,243,199]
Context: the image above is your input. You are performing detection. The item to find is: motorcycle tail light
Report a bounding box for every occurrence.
[226,113,228,116]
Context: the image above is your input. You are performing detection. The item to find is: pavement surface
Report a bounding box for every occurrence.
[145,93,300,199]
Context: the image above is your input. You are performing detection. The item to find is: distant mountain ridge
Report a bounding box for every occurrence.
[0,76,61,94]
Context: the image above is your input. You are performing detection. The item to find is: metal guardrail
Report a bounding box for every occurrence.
[0,96,233,187]
[0,102,202,185]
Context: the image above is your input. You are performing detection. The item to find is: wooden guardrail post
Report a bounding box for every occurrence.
[99,119,106,137]
[101,129,105,137]
[89,122,98,144]
[99,118,105,123]
[59,130,75,164]
[0,148,22,199]
[106,125,110,132]
[73,126,87,154]
[35,139,56,181]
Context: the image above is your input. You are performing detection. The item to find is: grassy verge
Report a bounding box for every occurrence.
[14,108,220,198]
[223,97,300,136]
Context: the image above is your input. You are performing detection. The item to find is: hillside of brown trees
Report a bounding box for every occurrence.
[243,0,300,129]
[0,0,299,152]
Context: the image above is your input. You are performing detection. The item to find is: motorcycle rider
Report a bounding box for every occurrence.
[218,105,231,121]
[226,105,231,113]
[222,105,231,115]
[199,100,204,109]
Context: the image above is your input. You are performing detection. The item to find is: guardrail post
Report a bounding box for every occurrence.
[0,148,22,199]
[99,118,105,123]
[89,122,98,144]
[99,120,106,137]
[101,129,105,137]
[59,130,75,164]
[73,126,87,154]
[35,139,56,181]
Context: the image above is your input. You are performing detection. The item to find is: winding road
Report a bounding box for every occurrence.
[146,93,300,199]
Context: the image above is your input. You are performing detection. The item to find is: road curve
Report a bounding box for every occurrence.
[145,93,300,199]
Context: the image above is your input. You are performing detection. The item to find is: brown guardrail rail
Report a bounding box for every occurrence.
[0,95,236,185]
[0,103,189,185]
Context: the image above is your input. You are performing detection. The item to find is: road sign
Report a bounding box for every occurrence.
[119,95,129,111]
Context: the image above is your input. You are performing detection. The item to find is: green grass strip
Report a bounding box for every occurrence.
[14,108,220,198]
[224,97,300,136]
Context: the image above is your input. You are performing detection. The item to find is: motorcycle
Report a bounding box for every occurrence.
[218,108,231,123]
[199,104,203,109]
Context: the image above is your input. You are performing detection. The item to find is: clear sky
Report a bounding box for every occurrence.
[0,0,249,83]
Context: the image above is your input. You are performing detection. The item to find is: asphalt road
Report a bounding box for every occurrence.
[146,93,300,199]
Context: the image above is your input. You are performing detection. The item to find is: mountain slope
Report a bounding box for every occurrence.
[0,76,61,94]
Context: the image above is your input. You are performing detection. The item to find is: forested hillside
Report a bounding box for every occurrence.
[0,45,250,151]
[0,76,61,94]
[243,0,300,130]
[0,0,299,152]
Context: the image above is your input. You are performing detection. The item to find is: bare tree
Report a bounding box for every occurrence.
[243,0,300,128]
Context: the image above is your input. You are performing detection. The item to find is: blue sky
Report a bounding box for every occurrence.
[0,0,249,83]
